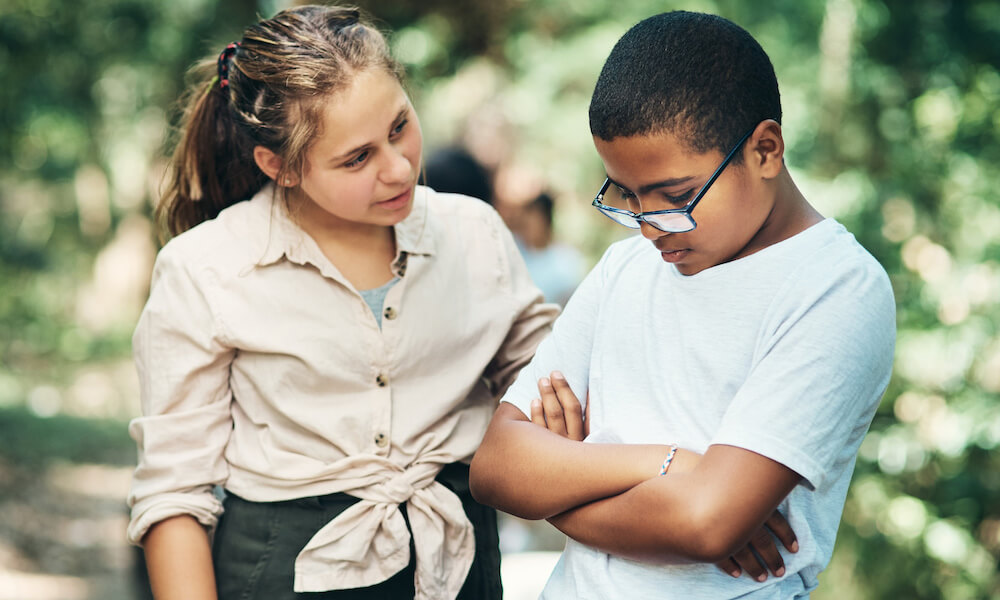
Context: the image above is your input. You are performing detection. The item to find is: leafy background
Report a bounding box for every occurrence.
[1,0,998,598]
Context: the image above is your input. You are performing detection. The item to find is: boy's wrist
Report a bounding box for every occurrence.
[633,444,677,481]
[666,448,699,475]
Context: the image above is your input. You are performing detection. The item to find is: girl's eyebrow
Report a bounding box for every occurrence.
[607,175,696,195]
[330,106,409,162]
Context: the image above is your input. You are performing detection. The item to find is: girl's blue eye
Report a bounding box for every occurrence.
[344,150,369,168]
[391,118,408,136]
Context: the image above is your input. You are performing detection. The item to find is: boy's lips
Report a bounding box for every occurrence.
[659,248,690,263]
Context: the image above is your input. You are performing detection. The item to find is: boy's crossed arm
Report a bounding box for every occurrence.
[469,373,800,573]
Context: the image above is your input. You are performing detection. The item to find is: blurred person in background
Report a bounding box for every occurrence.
[513,192,586,306]
[126,5,557,600]
[422,146,494,206]
[423,147,584,306]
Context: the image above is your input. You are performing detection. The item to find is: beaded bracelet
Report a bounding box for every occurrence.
[658,443,679,476]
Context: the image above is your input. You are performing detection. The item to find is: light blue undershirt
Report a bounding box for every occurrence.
[359,278,399,328]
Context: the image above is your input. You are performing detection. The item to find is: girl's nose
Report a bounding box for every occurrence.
[382,146,413,184]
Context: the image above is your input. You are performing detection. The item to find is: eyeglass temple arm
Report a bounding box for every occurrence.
[685,127,757,214]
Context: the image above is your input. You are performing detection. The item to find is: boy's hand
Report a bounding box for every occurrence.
[528,371,800,580]
[715,510,798,581]
[529,371,587,441]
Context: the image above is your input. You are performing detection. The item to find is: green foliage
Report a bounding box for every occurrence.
[0,0,260,396]
[0,406,134,468]
[1,0,998,597]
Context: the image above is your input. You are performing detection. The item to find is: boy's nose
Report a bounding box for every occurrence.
[639,221,668,241]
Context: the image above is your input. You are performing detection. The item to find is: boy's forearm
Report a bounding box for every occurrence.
[547,474,715,562]
[545,449,716,563]
[469,402,668,519]
[548,444,801,563]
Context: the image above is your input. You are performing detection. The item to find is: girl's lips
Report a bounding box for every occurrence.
[376,188,412,210]
[660,249,690,263]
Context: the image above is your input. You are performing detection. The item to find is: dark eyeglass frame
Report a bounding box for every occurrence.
[592,125,758,233]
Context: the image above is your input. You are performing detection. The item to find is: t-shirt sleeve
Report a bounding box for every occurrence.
[711,255,896,490]
[126,244,235,544]
[500,243,612,419]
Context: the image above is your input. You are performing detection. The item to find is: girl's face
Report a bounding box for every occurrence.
[294,68,423,230]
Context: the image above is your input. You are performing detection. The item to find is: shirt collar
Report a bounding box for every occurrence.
[393,184,435,256]
[253,183,436,269]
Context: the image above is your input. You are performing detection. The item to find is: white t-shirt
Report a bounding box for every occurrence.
[502,218,896,599]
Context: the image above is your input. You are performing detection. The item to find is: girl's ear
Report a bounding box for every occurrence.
[749,120,784,179]
[253,146,297,186]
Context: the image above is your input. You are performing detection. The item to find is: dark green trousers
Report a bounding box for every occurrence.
[212,463,502,600]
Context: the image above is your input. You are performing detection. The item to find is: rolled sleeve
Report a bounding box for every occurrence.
[126,244,235,544]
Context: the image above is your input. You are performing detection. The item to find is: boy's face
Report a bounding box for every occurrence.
[593,128,775,276]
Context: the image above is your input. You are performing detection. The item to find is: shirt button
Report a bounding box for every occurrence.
[376,374,387,387]
[374,432,388,448]
[383,306,397,320]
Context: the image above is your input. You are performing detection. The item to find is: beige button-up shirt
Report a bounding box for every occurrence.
[127,184,558,599]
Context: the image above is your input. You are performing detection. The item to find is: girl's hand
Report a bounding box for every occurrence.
[530,371,587,441]
[716,510,799,581]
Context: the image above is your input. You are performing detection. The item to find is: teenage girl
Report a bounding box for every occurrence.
[126,5,557,599]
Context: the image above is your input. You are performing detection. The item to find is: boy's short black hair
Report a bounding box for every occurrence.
[589,11,781,158]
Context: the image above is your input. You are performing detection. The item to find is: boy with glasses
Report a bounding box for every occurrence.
[470,10,895,598]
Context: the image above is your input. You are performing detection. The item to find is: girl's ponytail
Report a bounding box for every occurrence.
[155,5,400,240]
[158,57,268,239]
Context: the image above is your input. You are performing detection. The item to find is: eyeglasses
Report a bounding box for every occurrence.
[592,126,757,233]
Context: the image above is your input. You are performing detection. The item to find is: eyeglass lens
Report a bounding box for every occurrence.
[598,186,694,231]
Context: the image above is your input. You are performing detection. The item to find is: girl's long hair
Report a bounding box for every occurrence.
[157,4,402,239]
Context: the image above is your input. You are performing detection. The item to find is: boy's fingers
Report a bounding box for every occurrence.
[729,545,767,582]
[537,377,568,436]
[550,371,584,441]
[529,398,546,428]
[749,527,785,578]
[714,557,742,578]
[766,510,799,553]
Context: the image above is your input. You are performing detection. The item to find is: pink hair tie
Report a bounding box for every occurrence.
[217,41,241,89]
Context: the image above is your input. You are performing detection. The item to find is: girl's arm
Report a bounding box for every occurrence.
[142,515,217,600]
[128,245,234,594]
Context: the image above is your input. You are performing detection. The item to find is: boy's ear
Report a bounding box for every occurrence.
[748,120,784,179]
[253,146,298,186]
